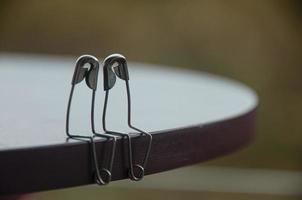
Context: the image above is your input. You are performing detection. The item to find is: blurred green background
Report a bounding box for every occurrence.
[0,0,301,199]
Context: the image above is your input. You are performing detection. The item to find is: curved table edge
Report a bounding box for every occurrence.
[0,106,257,195]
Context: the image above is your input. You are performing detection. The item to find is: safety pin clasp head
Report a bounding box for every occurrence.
[72,55,99,90]
[103,53,129,91]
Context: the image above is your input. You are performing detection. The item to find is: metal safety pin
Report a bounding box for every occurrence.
[102,53,152,181]
[66,55,116,185]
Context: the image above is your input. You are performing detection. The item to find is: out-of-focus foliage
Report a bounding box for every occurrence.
[33,186,302,200]
[0,0,301,170]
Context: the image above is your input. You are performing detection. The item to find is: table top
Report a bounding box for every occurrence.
[0,54,258,195]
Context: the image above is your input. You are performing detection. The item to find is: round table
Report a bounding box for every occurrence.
[0,54,258,195]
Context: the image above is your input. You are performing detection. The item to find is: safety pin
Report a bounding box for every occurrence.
[66,55,116,185]
[102,53,152,181]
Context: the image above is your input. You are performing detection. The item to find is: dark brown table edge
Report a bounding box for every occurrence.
[0,106,257,195]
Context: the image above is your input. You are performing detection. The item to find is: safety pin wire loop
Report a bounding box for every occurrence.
[65,55,116,185]
[103,90,142,180]
[91,91,117,184]
[125,80,152,174]
[102,54,152,181]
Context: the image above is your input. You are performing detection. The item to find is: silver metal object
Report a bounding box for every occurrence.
[102,53,152,181]
[66,55,116,185]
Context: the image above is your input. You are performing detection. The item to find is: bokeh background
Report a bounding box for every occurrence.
[0,0,301,199]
